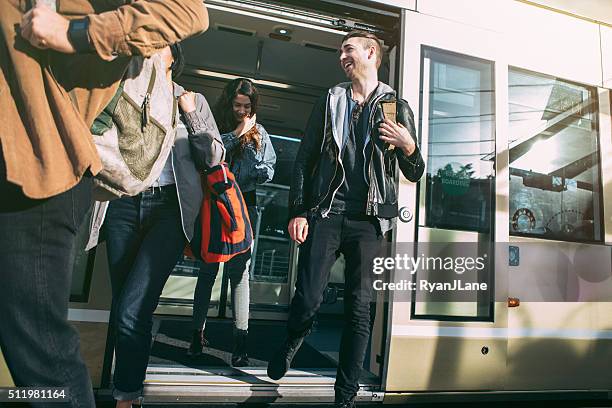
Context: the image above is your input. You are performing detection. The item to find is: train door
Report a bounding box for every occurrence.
[383,9,509,395]
[383,2,612,401]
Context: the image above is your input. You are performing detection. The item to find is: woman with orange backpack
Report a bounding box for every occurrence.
[188,78,276,366]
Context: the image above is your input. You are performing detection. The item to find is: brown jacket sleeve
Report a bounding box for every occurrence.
[88,0,209,61]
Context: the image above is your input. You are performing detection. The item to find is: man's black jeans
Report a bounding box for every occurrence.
[287,213,382,402]
[104,186,186,401]
[0,175,95,408]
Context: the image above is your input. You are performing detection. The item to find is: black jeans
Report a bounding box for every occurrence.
[287,213,382,402]
[0,176,95,408]
[104,185,186,401]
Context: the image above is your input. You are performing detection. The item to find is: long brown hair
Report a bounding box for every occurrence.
[213,78,262,151]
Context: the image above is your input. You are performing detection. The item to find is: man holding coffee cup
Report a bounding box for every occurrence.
[267,31,425,408]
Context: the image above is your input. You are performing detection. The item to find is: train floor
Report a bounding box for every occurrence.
[93,318,612,406]
[149,317,340,369]
[110,316,381,405]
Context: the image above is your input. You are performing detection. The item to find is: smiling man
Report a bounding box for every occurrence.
[267,31,425,407]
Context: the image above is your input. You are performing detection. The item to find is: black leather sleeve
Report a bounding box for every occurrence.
[288,95,327,219]
[395,99,425,182]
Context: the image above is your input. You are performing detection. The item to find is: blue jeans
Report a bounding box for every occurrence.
[104,185,186,401]
[0,175,95,408]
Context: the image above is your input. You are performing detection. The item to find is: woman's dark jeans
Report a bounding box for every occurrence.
[104,185,186,401]
[0,175,95,408]
[192,205,258,332]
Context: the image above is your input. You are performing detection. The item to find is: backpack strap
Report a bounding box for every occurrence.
[91,81,125,135]
[171,93,178,128]
[141,65,156,131]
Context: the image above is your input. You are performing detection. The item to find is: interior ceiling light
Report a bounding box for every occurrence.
[274,26,292,35]
[186,68,292,90]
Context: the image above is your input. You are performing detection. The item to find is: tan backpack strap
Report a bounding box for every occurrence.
[146,64,157,95]
[171,96,178,128]
[141,65,157,130]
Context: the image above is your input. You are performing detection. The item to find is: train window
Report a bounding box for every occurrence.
[413,48,495,321]
[422,48,495,233]
[508,69,602,242]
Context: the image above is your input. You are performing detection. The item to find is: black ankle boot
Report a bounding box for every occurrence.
[334,396,355,408]
[231,329,249,367]
[334,395,355,408]
[187,329,209,357]
[267,331,308,380]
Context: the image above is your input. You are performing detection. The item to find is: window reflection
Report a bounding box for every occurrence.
[250,134,301,284]
[508,69,602,242]
[252,184,291,283]
[423,49,495,233]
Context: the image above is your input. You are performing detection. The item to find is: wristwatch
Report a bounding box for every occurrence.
[67,18,94,53]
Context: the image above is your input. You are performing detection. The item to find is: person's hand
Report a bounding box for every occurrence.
[234,114,257,137]
[378,119,416,156]
[178,91,197,113]
[288,217,308,244]
[20,4,76,53]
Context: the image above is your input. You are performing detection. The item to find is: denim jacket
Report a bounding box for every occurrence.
[222,124,276,194]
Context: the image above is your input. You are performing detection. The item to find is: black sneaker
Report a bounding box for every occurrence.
[334,396,356,408]
[231,329,250,367]
[186,329,209,357]
[266,334,305,380]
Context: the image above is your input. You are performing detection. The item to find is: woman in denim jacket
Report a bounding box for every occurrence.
[188,78,276,366]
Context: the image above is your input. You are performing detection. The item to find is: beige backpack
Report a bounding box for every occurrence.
[90,53,177,201]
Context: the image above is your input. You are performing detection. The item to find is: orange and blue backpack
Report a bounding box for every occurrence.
[188,163,253,263]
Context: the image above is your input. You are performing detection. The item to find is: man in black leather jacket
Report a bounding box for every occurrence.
[267,31,425,408]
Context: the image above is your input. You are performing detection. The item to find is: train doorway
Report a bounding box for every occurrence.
[99,0,404,403]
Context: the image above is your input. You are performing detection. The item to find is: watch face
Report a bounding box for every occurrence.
[73,20,87,30]
[512,208,536,232]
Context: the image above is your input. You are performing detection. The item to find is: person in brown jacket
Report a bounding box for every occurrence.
[0,2,209,407]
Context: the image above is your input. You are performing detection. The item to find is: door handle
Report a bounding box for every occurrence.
[399,207,413,222]
[508,297,520,307]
